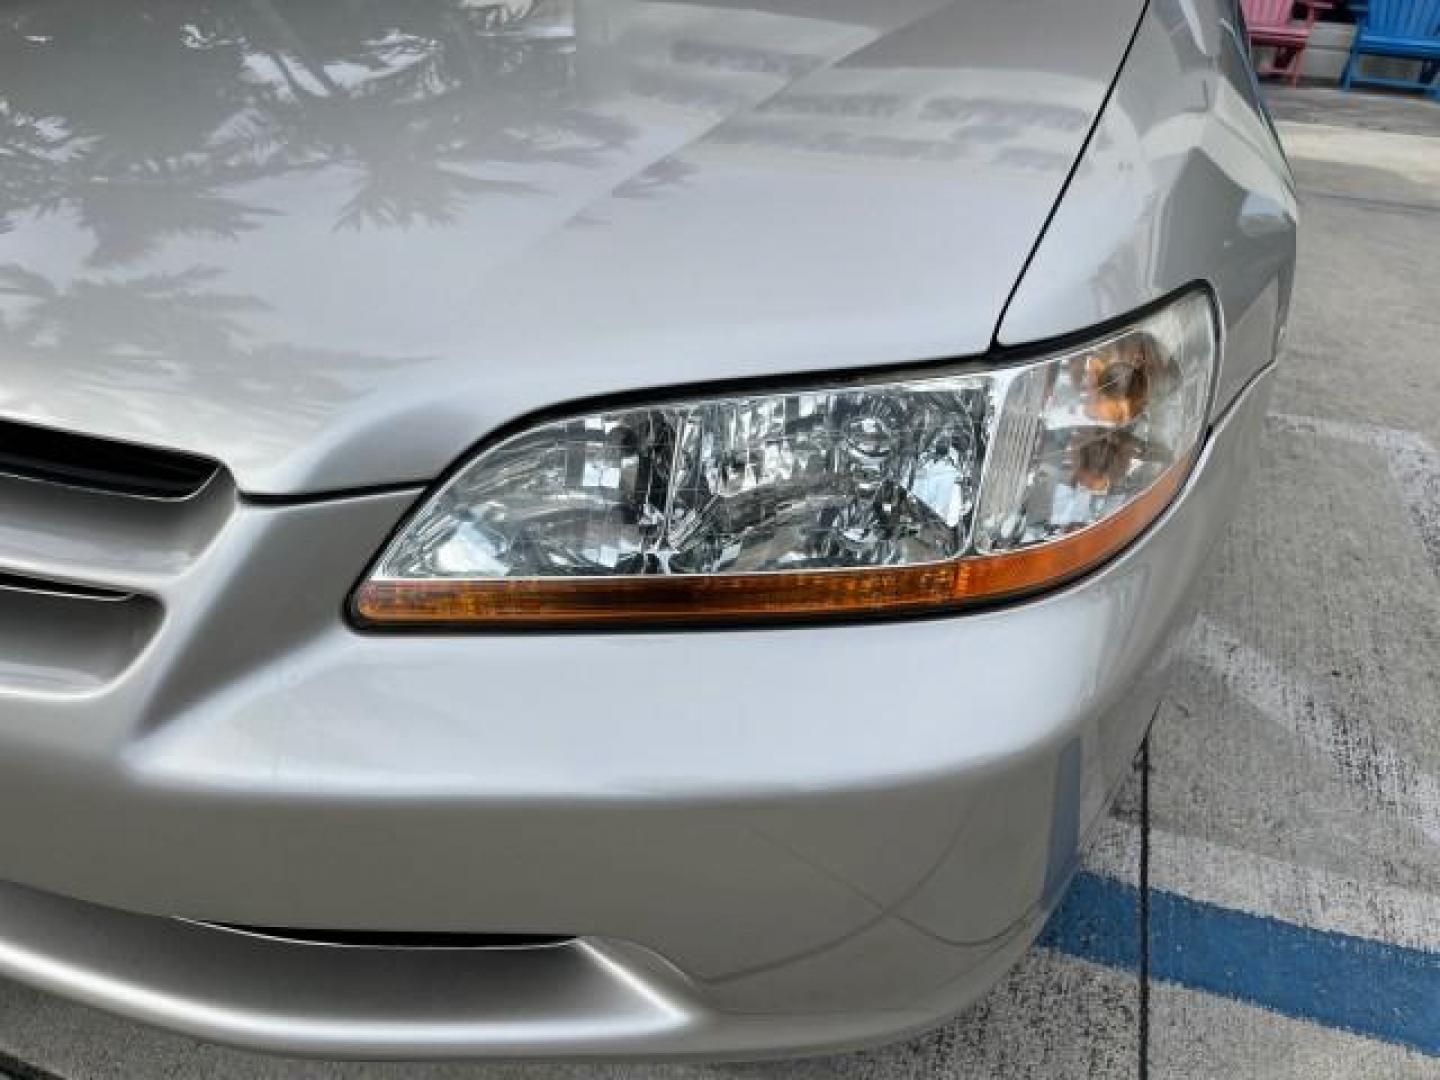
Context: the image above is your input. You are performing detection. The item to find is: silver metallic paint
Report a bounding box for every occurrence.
[0,0,1296,1059]
[0,0,1141,494]
[997,0,1297,407]
[0,370,1274,1058]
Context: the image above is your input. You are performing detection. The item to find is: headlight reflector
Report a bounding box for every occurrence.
[355,292,1215,627]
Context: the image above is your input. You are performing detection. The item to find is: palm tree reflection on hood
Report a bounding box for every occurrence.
[0,1,631,453]
[0,0,629,259]
[2,8,274,265]
[0,265,263,357]
[251,0,636,231]
[0,262,411,454]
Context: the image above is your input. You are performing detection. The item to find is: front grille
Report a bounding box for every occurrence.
[0,427,236,696]
[0,418,219,500]
[0,570,134,602]
[0,576,162,694]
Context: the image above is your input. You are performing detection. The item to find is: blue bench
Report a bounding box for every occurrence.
[1341,0,1440,97]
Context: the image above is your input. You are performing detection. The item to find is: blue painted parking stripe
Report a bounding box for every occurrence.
[1040,871,1440,1057]
[1038,870,1142,972]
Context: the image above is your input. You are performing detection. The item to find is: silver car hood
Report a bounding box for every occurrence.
[0,0,1143,494]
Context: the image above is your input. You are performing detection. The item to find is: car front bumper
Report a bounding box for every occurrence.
[0,368,1272,1060]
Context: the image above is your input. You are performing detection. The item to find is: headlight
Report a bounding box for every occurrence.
[353,292,1215,628]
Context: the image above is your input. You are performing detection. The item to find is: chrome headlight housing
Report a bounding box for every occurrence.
[354,292,1216,627]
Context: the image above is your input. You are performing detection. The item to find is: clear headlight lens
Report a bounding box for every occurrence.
[354,292,1215,627]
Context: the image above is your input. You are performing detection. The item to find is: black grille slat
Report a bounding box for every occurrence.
[0,571,134,602]
[0,419,219,500]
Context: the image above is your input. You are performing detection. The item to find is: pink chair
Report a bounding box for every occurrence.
[1242,0,1332,85]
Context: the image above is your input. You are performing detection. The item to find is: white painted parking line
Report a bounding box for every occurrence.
[1269,411,1440,573]
[1186,616,1440,848]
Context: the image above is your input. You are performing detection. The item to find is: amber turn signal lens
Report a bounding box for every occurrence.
[1082,338,1154,425]
[352,458,1190,628]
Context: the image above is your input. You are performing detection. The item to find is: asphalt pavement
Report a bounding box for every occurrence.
[2,85,1438,1080]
